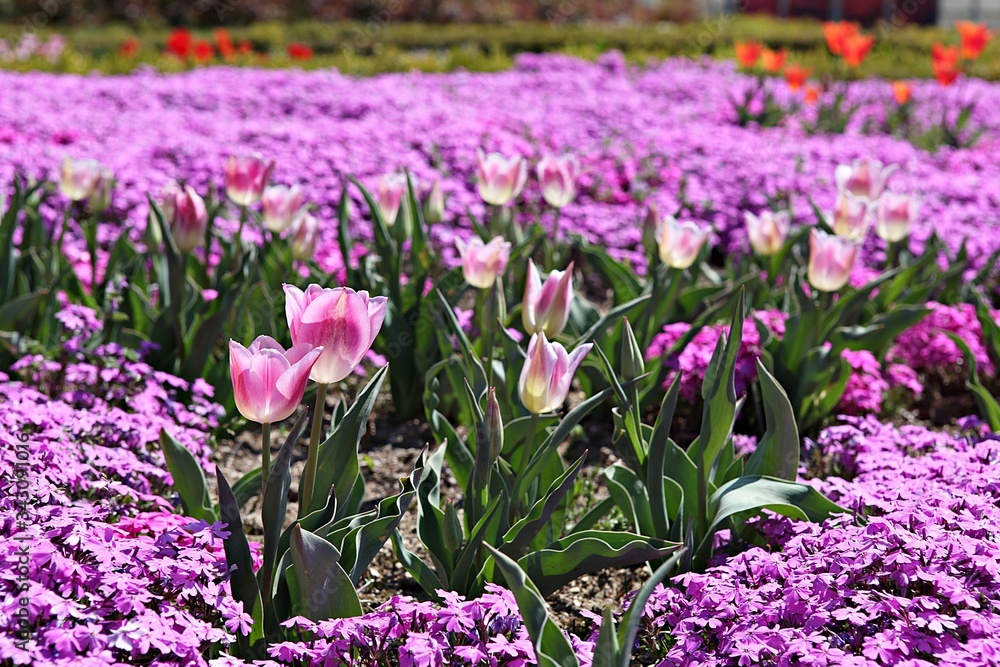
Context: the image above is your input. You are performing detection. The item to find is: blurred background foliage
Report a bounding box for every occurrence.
[0,5,996,78]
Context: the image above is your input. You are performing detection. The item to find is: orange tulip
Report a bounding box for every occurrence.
[931,43,962,87]
[891,81,912,105]
[823,21,860,56]
[842,34,875,68]
[804,85,821,105]
[956,21,992,60]
[214,28,235,61]
[760,48,787,74]
[734,41,764,69]
[784,64,811,91]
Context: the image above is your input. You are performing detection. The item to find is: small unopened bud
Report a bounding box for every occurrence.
[423,179,445,224]
[485,387,504,463]
[642,202,659,258]
[442,499,464,552]
[482,277,507,331]
[621,318,645,381]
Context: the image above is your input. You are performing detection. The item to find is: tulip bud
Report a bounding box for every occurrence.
[830,192,870,240]
[261,184,304,232]
[225,153,275,207]
[283,284,388,384]
[485,387,504,463]
[59,156,103,201]
[537,154,579,209]
[808,229,859,293]
[875,193,919,243]
[455,236,512,289]
[656,216,711,270]
[476,148,528,207]
[88,169,115,214]
[170,185,208,253]
[642,203,659,257]
[483,277,507,331]
[423,179,445,224]
[375,172,408,226]
[621,318,645,382]
[518,333,593,414]
[744,210,790,256]
[157,181,181,224]
[522,259,574,338]
[229,336,323,424]
[289,210,320,261]
[442,499,464,552]
[834,158,896,201]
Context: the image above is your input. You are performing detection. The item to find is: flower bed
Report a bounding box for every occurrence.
[2,56,1000,277]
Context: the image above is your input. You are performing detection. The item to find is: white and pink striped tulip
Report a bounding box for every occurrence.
[456,236,511,289]
[875,193,919,243]
[518,333,592,414]
[225,153,275,207]
[261,184,304,232]
[59,157,104,201]
[537,154,579,209]
[744,210,790,256]
[657,216,711,269]
[476,149,528,206]
[522,259,574,338]
[834,158,896,201]
[808,229,859,293]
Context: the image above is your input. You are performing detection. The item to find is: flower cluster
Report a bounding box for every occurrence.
[888,301,998,379]
[3,56,1000,282]
[626,417,1000,666]
[0,363,245,665]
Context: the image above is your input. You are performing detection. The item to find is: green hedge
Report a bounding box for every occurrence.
[1,16,997,79]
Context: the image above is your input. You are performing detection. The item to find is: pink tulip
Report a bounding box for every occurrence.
[59,156,103,201]
[261,184,304,232]
[518,333,592,414]
[229,335,323,424]
[476,149,528,206]
[523,259,574,338]
[656,216,711,269]
[834,158,896,201]
[170,185,208,253]
[875,193,919,243]
[283,285,387,384]
[456,236,511,289]
[375,173,408,226]
[225,153,275,207]
[808,229,859,293]
[537,154,579,209]
[744,210,790,256]
[289,211,320,261]
[830,192,870,240]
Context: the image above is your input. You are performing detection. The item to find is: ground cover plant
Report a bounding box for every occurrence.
[2,17,1000,667]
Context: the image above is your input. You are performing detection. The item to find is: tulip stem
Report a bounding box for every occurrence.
[234,205,247,266]
[302,382,328,515]
[261,421,271,494]
[549,209,561,268]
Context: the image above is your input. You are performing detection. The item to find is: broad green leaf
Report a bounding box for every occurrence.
[288,526,363,620]
[159,430,214,522]
[215,468,265,649]
[486,545,581,667]
[707,475,845,538]
[519,531,681,596]
[308,365,387,517]
[743,360,799,481]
